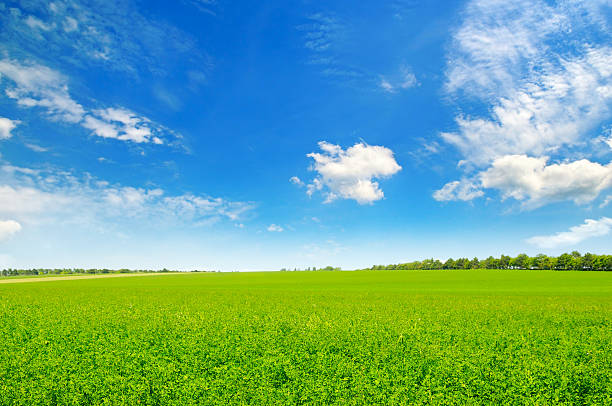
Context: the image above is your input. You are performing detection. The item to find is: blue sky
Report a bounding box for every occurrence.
[0,0,611,270]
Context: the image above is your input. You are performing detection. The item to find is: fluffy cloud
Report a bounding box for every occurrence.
[527,217,612,248]
[0,220,21,241]
[0,59,172,144]
[437,0,612,208]
[267,224,284,232]
[433,179,483,202]
[435,155,612,208]
[0,117,20,139]
[0,165,253,228]
[480,155,612,208]
[304,141,402,204]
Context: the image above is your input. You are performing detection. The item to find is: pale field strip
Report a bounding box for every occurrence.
[0,272,186,284]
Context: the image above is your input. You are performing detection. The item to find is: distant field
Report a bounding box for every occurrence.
[0,270,610,404]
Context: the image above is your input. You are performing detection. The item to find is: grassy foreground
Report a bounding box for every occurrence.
[0,270,610,405]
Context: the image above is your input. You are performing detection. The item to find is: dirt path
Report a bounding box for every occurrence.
[0,273,184,284]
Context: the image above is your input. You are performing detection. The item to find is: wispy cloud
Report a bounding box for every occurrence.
[0,164,254,230]
[379,66,418,93]
[0,59,85,123]
[436,0,612,208]
[267,224,284,232]
[0,58,177,145]
[527,217,612,248]
[298,11,419,92]
[25,16,54,32]
[298,13,366,82]
[442,47,612,165]
[299,13,341,52]
[601,195,612,208]
[1,0,211,79]
[301,141,402,204]
[182,0,218,16]
[433,179,483,202]
[24,143,48,152]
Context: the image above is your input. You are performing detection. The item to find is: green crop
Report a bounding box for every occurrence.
[0,270,610,405]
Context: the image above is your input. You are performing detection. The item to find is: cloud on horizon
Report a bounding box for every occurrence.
[0,164,254,232]
[527,217,612,248]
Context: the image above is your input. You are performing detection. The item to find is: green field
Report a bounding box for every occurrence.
[0,270,610,405]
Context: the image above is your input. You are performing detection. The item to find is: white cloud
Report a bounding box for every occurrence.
[0,165,254,228]
[0,59,85,123]
[0,220,22,241]
[289,176,304,186]
[479,155,612,208]
[267,224,284,232]
[433,179,483,202]
[0,117,20,139]
[0,59,173,144]
[527,217,612,248]
[435,155,612,207]
[442,47,612,165]
[305,141,402,204]
[83,108,164,144]
[445,0,565,96]
[437,0,612,208]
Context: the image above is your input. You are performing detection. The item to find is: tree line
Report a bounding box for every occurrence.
[364,252,612,271]
[0,268,189,277]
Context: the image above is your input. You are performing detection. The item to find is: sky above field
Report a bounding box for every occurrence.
[0,0,611,270]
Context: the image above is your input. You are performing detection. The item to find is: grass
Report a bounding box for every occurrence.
[0,269,610,405]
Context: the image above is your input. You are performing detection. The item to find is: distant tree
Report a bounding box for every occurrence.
[556,253,573,270]
[469,257,480,269]
[581,253,594,270]
[499,255,511,269]
[510,254,529,269]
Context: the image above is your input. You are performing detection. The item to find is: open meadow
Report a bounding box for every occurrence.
[0,270,610,405]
